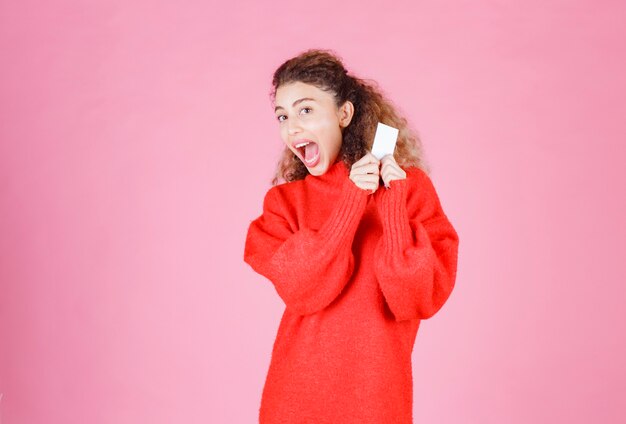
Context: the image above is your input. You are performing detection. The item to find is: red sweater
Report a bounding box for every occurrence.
[244,158,459,423]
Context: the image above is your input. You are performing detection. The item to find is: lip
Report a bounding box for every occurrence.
[290,138,321,167]
[291,138,316,149]
[291,138,319,162]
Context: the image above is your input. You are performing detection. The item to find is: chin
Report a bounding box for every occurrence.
[307,162,325,176]
[303,154,325,174]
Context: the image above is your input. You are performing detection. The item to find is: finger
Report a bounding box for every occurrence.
[353,154,366,167]
[380,164,402,184]
[358,152,380,166]
[367,151,381,161]
[352,173,379,185]
[380,160,400,176]
[361,163,380,175]
[350,173,378,193]
[381,154,397,164]
[382,172,399,185]
[381,170,401,184]
[353,162,379,176]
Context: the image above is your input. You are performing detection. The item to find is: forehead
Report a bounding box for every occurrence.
[275,81,334,105]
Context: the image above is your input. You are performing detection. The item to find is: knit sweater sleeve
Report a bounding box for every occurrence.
[244,178,369,316]
[374,169,460,321]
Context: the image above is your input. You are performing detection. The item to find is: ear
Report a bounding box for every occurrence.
[338,100,354,128]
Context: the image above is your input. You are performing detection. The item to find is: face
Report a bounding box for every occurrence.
[274,81,354,176]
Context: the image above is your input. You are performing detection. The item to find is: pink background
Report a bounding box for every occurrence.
[1,0,625,422]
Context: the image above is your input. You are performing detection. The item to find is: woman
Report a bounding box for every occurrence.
[244,48,460,423]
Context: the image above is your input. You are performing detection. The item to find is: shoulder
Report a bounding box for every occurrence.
[403,166,445,219]
[405,166,428,180]
[404,166,437,194]
[262,179,304,213]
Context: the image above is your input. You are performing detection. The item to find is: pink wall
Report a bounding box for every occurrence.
[1,0,625,422]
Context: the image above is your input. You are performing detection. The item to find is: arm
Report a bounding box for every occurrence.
[244,177,369,316]
[374,169,460,321]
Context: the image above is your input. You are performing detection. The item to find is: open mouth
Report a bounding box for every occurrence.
[293,140,320,166]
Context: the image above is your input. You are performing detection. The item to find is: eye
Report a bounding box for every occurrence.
[277,107,311,123]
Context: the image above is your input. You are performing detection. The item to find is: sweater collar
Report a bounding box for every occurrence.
[305,158,349,184]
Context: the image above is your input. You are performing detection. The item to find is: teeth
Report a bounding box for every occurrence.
[295,141,310,148]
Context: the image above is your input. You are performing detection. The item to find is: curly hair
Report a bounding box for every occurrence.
[269,48,431,186]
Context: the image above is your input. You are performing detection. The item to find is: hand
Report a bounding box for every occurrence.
[380,154,406,188]
[349,152,381,194]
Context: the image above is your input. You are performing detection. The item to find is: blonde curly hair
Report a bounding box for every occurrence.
[269,48,431,186]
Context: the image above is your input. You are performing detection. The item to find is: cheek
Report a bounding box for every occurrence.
[280,126,289,142]
[312,116,341,136]
[320,119,342,140]
[320,114,339,128]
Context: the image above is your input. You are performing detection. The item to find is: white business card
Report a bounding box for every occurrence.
[371,122,399,160]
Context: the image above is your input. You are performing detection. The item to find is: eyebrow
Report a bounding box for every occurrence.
[274,97,316,112]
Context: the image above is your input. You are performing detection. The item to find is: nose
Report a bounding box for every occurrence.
[287,116,302,135]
